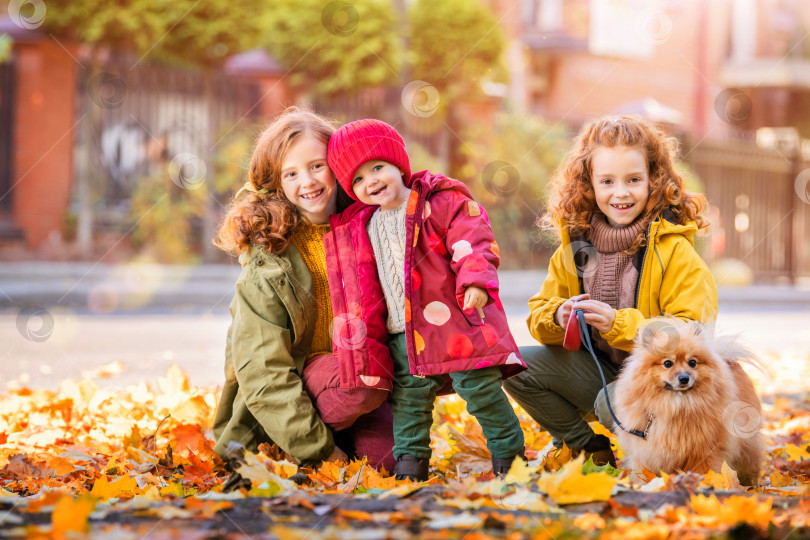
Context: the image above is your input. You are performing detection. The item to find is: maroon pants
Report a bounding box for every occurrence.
[302,353,395,471]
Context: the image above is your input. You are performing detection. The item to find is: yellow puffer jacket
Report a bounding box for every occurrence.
[527,214,718,352]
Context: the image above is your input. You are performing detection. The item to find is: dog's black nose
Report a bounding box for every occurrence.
[678,375,690,385]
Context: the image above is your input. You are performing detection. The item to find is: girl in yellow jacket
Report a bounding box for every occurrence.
[503,115,717,466]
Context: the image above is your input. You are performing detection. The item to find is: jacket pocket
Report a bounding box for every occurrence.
[458,296,485,326]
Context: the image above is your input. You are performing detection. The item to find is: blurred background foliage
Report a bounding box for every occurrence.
[10,0,709,269]
[264,0,402,98]
[461,112,571,265]
[408,0,507,109]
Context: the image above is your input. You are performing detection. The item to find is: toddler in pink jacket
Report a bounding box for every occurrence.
[325,119,526,480]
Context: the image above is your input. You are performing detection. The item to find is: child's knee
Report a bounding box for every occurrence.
[317,388,389,430]
[593,385,616,432]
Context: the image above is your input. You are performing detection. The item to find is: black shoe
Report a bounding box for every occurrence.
[221,470,252,492]
[581,434,617,467]
[492,449,527,478]
[394,455,429,481]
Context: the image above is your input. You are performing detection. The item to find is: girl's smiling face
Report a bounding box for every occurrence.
[280,133,337,224]
[590,145,650,227]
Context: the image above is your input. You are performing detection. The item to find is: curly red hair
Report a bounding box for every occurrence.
[543,115,709,253]
[214,107,336,256]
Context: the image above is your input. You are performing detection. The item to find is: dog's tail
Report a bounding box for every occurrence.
[710,334,767,375]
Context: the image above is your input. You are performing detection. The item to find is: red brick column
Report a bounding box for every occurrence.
[12,38,80,248]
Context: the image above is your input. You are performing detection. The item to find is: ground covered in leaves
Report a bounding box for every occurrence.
[1,358,809,539]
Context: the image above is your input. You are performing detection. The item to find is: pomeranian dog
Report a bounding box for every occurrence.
[613,318,763,486]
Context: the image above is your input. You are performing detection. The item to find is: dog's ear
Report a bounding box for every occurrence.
[686,320,704,337]
[637,318,681,356]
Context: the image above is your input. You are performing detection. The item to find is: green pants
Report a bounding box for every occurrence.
[502,345,619,449]
[389,333,524,460]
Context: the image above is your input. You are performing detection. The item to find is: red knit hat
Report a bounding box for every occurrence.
[328,119,411,200]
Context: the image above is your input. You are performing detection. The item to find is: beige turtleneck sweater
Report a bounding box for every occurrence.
[583,213,646,363]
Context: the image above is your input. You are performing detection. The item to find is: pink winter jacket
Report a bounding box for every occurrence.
[324,170,526,386]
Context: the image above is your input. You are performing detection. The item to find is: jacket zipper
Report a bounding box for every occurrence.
[634,221,655,309]
[407,185,427,377]
[330,225,357,381]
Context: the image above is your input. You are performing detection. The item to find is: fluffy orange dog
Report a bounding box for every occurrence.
[613,319,763,486]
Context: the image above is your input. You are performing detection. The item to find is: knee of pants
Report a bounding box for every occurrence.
[316,388,389,431]
[593,386,615,431]
[502,371,533,395]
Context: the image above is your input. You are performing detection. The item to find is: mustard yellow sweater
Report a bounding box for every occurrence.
[290,220,333,357]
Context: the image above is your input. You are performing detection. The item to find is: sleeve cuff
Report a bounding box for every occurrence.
[601,309,624,342]
[542,297,567,334]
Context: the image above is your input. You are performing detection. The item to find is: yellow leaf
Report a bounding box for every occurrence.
[51,495,95,535]
[784,444,810,462]
[140,485,163,501]
[160,482,185,498]
[536,455,618,504]
[700,460,741,491]
[503,457,537,484]
[90,474,139,499]
[690,494,773,528]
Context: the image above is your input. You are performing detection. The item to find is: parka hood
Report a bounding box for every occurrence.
[410,170,474,199]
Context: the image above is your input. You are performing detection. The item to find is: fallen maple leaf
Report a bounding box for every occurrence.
[701,461,742,491]
[51,494,95,536]
[503,456,537,484]
[90,474,141,499]
[690,494,773,528]
[769,470,795,488]
[536,455,618,504]
[540,444,573,472]
[784,444,810,462]
[1,454,55,480]
[80,360,124,379]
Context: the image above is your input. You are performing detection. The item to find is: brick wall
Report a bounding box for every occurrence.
[12,39,79,248]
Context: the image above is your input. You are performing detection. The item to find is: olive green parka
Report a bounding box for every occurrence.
[212,244,335,462]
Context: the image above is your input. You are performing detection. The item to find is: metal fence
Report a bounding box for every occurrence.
[685,136,810,283]
[70,58,262,260]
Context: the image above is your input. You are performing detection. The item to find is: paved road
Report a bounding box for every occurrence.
[2,307,808,393]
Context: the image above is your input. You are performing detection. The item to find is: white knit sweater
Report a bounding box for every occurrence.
[367,198,408,333]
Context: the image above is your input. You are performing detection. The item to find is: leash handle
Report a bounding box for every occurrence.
[574,309,650,440]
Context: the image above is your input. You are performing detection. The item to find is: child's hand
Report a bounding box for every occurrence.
[571,298,616,334]
[555,294,590,328]
[463,286,489,310]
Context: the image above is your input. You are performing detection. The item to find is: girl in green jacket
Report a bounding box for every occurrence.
[212,108,395,470]
[504,115,717,466]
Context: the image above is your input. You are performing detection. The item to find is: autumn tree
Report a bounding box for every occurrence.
[42,0,270,259]
[407,0,506,176]
[262,0,402,98]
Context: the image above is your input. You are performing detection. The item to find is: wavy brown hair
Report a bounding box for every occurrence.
[542,115,709,253]
[214,107,337,256]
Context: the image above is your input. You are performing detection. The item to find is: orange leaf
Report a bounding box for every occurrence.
[51,495,95,536]
[690,494,773,528]
[90,474,139,499]
[769,470,795,488]
[338,509,375,521]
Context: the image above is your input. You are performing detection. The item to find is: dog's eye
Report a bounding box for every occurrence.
[688,359,697,368]
[663,360,673,369]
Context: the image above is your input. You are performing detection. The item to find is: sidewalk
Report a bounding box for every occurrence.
[0,263,808,313]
